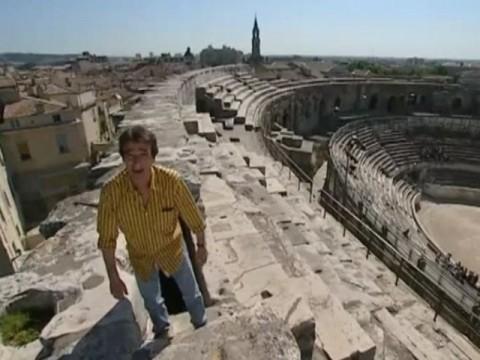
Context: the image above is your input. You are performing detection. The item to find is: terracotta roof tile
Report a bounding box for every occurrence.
[3,96,67,119]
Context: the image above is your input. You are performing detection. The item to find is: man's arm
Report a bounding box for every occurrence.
[97,186,128,299]
[101,248,128,299]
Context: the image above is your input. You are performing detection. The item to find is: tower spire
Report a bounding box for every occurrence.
[250,15,262,64]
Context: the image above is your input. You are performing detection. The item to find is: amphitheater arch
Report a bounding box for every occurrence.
[387,96,397,113]
[452,97,463,112]
[334,97,342,110]
[318,98,326,115]
[304,101,311,119]
[369,95,378,110]
[408,93,417,105]
[282,110,288,127]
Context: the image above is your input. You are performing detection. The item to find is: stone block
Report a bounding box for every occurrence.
[183,117,199,135]
[152,305,301,360]
[261,177,287,196]
[305,275,376,360]
[197,114,217,142]
[374,308,448,360]
[282,135,304,149]
[39,267,146,359]
[223,262,315,358]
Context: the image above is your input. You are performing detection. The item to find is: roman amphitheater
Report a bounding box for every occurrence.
[2,63,480,360]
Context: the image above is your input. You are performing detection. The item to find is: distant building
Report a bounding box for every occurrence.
[250,16,262,64]
[97,93,123,140]
[406,57,425,66]
[0,93,100,225]
[0,147,25,277]
[184,47,194,65]
[0,77,20,105]
[72,52,110,74]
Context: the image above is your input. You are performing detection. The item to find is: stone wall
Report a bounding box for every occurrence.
[265,82,479,137]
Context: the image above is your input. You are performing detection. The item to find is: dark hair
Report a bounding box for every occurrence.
[118,125,158,158]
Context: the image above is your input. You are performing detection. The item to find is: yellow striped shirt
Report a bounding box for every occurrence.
[97,165,205,280]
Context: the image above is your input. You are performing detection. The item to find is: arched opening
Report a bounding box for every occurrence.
[387,96,397,113]
[369,95,378,110]
[420,95,427,105]
[318,99,326,115]
[452,97,462,111]
[334,97,341,111]
[304,102,311,119]
[282,110,288,127]
[407,92,417,105]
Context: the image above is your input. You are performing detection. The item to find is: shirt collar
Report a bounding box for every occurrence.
[123,166,157,194]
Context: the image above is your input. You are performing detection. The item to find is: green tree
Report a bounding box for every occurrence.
[199,45,243,67]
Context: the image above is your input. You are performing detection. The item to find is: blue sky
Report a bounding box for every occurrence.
[1,0,479,59]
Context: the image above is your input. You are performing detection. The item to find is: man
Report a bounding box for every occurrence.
[97,125,208,339]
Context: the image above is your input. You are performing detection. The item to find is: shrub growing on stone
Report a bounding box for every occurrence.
[0,311,41,346]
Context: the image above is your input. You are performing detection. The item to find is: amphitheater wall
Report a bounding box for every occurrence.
[274,83,476,137]
[422,183,480,207]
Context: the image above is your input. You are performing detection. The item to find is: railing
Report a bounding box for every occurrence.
[260,125,480,347]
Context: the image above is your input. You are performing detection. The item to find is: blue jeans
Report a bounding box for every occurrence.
[135,251,207,334]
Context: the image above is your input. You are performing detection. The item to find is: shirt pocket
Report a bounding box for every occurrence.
[157,206,177,233]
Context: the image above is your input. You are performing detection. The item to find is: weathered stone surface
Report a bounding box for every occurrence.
[0,273,81,314]
[38,190,100,239]
[43,298,143,360]
[153,305,301,360]
[3,65,480,360]
[0,340,42,360]
[374,308,448,360]
[282,135,303,149]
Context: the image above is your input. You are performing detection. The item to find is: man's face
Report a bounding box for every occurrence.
[123,141,154,183]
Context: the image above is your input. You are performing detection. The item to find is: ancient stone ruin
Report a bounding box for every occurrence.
[1,64,480,360]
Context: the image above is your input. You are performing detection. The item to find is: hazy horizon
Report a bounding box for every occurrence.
[1,0,480,60]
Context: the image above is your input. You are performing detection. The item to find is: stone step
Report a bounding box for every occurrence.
[201,174,375,360]
[245,152,266,174]
[182,116,199,135]
[212,143,248,169]
[197,114,217,142]
[259,177,287,196]
[374,308,448,360]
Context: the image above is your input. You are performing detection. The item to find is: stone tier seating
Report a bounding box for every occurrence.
[329,115,480,310]
[425,168,480,188]
[205,141,376,360]
[331,120,425,247]
[182,105,217,142]
[201,73,279,125]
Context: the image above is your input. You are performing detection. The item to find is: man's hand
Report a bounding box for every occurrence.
[196,245,208,267]
[109,274,129,300]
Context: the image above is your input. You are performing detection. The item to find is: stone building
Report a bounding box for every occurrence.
[36,83,104,146]
[0,94,98,225]
[0,76,19,106]
[0,147,24,277]
[72,52,110,74]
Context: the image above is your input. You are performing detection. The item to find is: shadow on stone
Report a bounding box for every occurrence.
[44,299,142,360]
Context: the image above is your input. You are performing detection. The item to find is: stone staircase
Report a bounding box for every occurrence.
[199,141,376,359]
[206,121,480,359]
